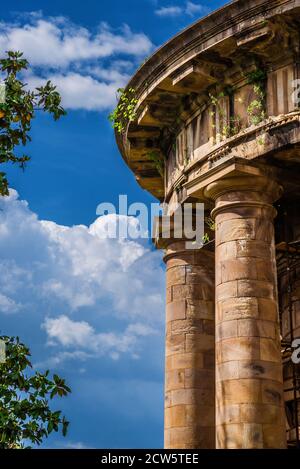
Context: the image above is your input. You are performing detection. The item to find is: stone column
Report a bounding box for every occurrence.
[205,175,286,449]
[164,241,215,448]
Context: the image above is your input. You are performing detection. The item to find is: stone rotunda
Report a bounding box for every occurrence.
[115,0,300,449]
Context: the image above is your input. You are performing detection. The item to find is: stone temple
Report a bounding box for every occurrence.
[115,0,300,449]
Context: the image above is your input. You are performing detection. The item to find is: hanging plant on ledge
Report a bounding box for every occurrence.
[108,87,138,134]
[148,150,164,177]
[246,69,267,126]
[209,90,242,139]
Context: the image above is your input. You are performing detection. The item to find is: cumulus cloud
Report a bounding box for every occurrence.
[42,315,157,360]
[0,190,164,362]
[155,2,209,18]
[0,293,21,314]
[0,18,152,67]
[185,1,208,16]
[26,72,126,111]
[0,14,153,110]
[155,6,182,17]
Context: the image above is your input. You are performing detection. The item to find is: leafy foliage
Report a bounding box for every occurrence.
[209,91,241,139]
[246,69,267,126]
[0,51,66,196]
[148,150,164,177]
[0,336,71,449]
[108,87,137,134]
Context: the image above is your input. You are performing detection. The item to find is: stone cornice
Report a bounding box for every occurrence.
[114,0,300,201]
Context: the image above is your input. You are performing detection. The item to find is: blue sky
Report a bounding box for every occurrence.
[0,0,225,449]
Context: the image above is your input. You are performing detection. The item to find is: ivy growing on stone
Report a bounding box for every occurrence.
[109,87,138,134]
[246,69,267,126]
[209,90,241,138]
[148,150,164,177]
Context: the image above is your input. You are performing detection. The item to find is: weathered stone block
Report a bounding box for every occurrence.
[186,404,215,427]
[218,297,259,322]
[260,337,281,362]
[243,423,263,448]
[236,239,271,259]
[254,219,274,243]
[166,300,186,322]
[171,387,213,407]
[217,241,237,261]
[257,298,278,321]
[216,320,238,341]
[261,380,284,406]
[216,404,240,425]
[166,287,172,304]
[168,405,186,428]
[216,281,238,301]
[165,407,171,429]
[237,279,274,299]
[238,360,283,381]
[240,403,283,425]
[166,334,185,356]
[218,337,260,363]
[216,423,244,449]
[186,333,214,352]
[216,379,262,404]
[255,259,275,282]
[165,369,185,391]
[171,318,203,334]
[262,424,286,448]
[216,361,239,382]
[170,352,204,370]
[237,319,276,339]
[216,218,256,245]
[186,299,214,320]
[184,368,214,389]
[173,284,213,301]
[166,266,186,287]
[220,258,257,284]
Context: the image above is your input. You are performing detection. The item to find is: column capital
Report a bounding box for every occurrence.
[204,175,283,203]
[204,174,283,221]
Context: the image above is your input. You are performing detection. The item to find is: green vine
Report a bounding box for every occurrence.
[108,87,138,134]
[209,90,241,138]
[202,216,216,245]
[246,69,267,126]
[222,116,242,138]
[148,150,164,177]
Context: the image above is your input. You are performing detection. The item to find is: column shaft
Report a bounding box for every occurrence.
[207,176,286,449]
[164,241,215,448]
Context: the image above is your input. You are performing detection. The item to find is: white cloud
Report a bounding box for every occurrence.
[0,293,21,314]
[155,2,208,18]
[0,18,153,68]
[155,6,182,17]
[26,72,126,111]
[43,315,95,347]
[185,1,208,16]
[0,190,164,362]
[63,441,93,449]
[0,14,154,110]
[42,315,157,360]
